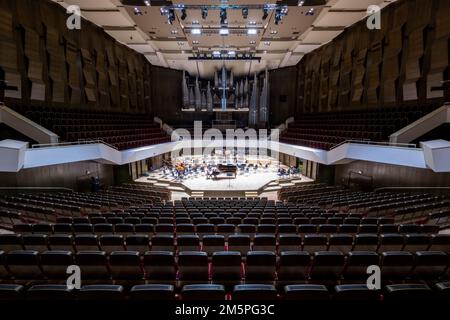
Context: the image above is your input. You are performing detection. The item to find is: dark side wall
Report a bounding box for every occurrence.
[269,66,298,126]
[0,161,114,191]
[150,66,183,122]
[335,161,450,189]
[0,0,152,114]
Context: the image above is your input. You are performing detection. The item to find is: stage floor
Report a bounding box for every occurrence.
[136,166,313,196]
[181,170,280,191]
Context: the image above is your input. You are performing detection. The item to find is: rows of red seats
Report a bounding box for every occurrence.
[278,184,450,226]
[22,107,170,150]
[280,107,435,150]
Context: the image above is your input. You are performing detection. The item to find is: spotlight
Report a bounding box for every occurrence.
[228,50,236,56]
[262,8,268,20]
[159,7,168,15]
[306,8,315,16]
[201,7,208,19]
[274,8,282,25]
[181,8,187,20]
[242,7,248,19]
[213,51,221,57]
[134,7,143,16]
[168,9,175,24]
[298,0,305,6]
[220,8,227,25]
[144,0,151,6]
[275,14,281,25]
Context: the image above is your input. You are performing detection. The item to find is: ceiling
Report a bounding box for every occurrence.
[53,0,397,78]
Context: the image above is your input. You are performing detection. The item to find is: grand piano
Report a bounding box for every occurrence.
[212,164,237,179]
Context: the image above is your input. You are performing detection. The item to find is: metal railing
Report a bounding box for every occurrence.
[31,139,119,150]
[329,139,418,150]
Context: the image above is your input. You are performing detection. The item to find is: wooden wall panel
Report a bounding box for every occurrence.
[296,0,450,113]
[0,0,156,114]
[335,160,450,188]
[269,66,298,124]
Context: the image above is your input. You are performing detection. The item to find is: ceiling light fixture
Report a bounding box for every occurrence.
[228,50,236,56]
[250,40,256,44]
[192,40,199,44]
[191,28,202,35]
[219,28,229,36]
[298,0,305,6]
[144,0,151,6]
[247,29,257,35]
[134,7,143,16]
[306,8,315,16]
[213,51,221,56]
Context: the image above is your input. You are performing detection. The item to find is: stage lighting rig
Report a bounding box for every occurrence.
[158,4,288,26]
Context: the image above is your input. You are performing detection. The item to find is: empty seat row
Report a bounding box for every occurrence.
[2,250,450,285]
[51,216,395,225]
[12,222,439,236]
[2,233,449,255]
[1,282,450,301]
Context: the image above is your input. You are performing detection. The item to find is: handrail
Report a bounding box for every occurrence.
[31,139,119,150]
[329,139,418,150]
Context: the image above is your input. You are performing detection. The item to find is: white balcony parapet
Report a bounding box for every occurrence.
[0,104,59,144]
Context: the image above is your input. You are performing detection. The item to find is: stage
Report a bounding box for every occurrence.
[136,155,313,199]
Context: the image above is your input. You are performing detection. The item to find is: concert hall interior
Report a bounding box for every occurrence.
[1,0,450,309]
